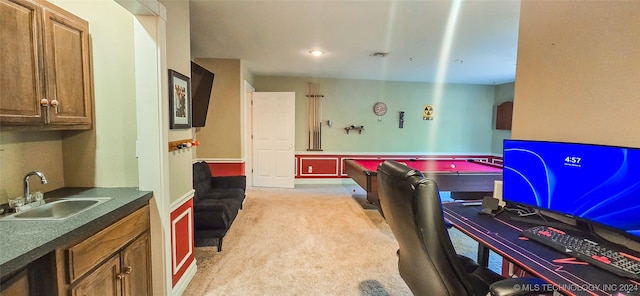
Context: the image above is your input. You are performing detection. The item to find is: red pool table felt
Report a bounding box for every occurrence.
[353,159,502,174]
[344,158,503,210]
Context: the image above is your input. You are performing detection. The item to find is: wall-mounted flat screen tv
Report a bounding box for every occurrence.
[191,62,214,127]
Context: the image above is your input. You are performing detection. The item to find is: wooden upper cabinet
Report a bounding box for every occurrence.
[0,0,92,130]
[0,0,44,125]
[42,3,92,126]
[496,101,513,130]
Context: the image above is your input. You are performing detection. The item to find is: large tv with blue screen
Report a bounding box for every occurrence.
[503,139,640,239]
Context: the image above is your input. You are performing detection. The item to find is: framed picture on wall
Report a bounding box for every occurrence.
[169,69,192,129]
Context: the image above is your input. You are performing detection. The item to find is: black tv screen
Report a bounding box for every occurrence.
[190,62,214,127]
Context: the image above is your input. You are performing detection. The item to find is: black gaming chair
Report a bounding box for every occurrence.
[377,160,546,296]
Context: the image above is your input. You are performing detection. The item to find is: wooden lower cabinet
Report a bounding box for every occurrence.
[121,233,151,296]
[0,270,30,296]
[62,205,151,296]
[71,233,150,296]
[70,256,120,296]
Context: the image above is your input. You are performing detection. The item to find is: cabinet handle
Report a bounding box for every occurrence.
[40,98,50,124]
[115,267,132,280]
[50,99,59,113]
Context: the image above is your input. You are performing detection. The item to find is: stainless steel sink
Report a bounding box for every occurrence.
[1,197,112,220]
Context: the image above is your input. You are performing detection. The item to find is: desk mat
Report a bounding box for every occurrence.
[443,202,640,296]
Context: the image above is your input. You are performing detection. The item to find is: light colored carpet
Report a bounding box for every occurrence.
[184,184,501,296]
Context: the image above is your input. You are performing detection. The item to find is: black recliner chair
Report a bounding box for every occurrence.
[377,160,546,296]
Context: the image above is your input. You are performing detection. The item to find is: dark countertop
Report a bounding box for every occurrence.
[0,187,152,279]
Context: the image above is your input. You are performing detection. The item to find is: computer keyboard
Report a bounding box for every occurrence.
[522,225,640,280]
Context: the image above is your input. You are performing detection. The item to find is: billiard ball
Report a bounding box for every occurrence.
[450,164,456,169]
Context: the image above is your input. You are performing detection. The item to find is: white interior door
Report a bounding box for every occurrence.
[252,92,295,188]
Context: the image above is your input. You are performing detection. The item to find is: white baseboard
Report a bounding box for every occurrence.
[171,260,197,296]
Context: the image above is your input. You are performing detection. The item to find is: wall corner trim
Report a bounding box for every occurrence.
[170,189,195,211]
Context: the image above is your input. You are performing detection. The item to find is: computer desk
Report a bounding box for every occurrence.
[443,201,640,296]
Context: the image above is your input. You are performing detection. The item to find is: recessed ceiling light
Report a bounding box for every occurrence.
[309,50,325,56]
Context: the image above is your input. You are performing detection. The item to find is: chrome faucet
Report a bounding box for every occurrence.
[24,171,47,203]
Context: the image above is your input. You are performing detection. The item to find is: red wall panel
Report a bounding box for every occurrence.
[207,162,245,176]
[299,157,340,177]
[170,198,194,287]
[200,155,502,179]
[295,154,502,178]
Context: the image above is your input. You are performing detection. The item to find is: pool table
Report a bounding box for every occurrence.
[344,158,502,208]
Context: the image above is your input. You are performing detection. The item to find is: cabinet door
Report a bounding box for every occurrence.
[0,269,30,296]
[42,4,92,126]
[121,233,151,296]
[71,255,122,296]
[0,0,45,126]
[496,101,513,130]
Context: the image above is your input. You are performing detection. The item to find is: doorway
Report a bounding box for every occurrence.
[251,92,295,188]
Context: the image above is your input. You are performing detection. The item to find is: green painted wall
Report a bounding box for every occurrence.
[253,76,496,154]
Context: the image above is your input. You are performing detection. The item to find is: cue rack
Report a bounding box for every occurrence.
[307,82,324,151]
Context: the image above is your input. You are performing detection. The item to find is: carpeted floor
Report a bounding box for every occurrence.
[184,184,501,295]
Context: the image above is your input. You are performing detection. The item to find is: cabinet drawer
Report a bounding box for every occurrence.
[67,205,150,282]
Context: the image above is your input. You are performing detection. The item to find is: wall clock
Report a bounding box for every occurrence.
[373,102,387,116]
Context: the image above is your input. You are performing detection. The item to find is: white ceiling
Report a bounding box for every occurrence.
[189,0,521,85]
